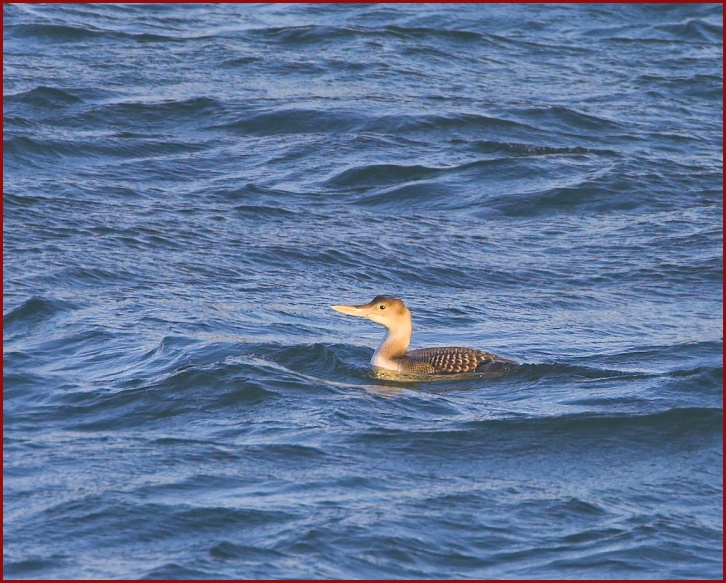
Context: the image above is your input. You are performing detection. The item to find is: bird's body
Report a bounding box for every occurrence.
[331,295,516,376]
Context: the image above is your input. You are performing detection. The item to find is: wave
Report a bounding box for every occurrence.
[252,23,364,44]
[322,163,623,216]
[6,22,109,42]
[3,558,70,580]
[325,162,443,188]
[363,111,539,135]
[208,107,366,136]
[5,22,195,44]
[5,86,83,107]
[477,406,722,434]
[99,96,222,117]
[654,18,722,43]
[29,374,279,433]
[3,133,206,164]
[350,407,722,454]
[207,108,543,139]
[583,11,722,43]
[466,140,617,157]
[510,105,625,133]
[3,296,78,334]
[249,23,490,46]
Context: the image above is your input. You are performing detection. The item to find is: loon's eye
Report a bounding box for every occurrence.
[379,305,386,310]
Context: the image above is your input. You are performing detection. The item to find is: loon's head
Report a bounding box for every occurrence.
[331,295,411,330]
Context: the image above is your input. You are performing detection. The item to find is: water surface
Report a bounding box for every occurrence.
[3,3,723,579]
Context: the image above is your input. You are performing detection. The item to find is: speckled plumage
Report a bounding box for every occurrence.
[403,347,516,375]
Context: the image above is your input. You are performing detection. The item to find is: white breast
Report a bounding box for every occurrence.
[371,346,399,371]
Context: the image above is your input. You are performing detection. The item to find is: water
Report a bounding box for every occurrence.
[3,3,722,579]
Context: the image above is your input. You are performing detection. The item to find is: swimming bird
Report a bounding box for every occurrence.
[331,296,516,375]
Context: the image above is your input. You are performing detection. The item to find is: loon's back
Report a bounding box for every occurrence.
[403,347,516,375]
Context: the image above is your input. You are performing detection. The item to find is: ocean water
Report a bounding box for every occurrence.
[3,3,723,579]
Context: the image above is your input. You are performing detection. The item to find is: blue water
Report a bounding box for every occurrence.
[3,3,723,579]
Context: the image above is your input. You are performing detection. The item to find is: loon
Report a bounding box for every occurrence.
[331,295,516,375]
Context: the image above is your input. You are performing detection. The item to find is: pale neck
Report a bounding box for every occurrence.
[374,319,412,360]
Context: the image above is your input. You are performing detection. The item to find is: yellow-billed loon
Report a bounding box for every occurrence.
[331,295,516,375]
